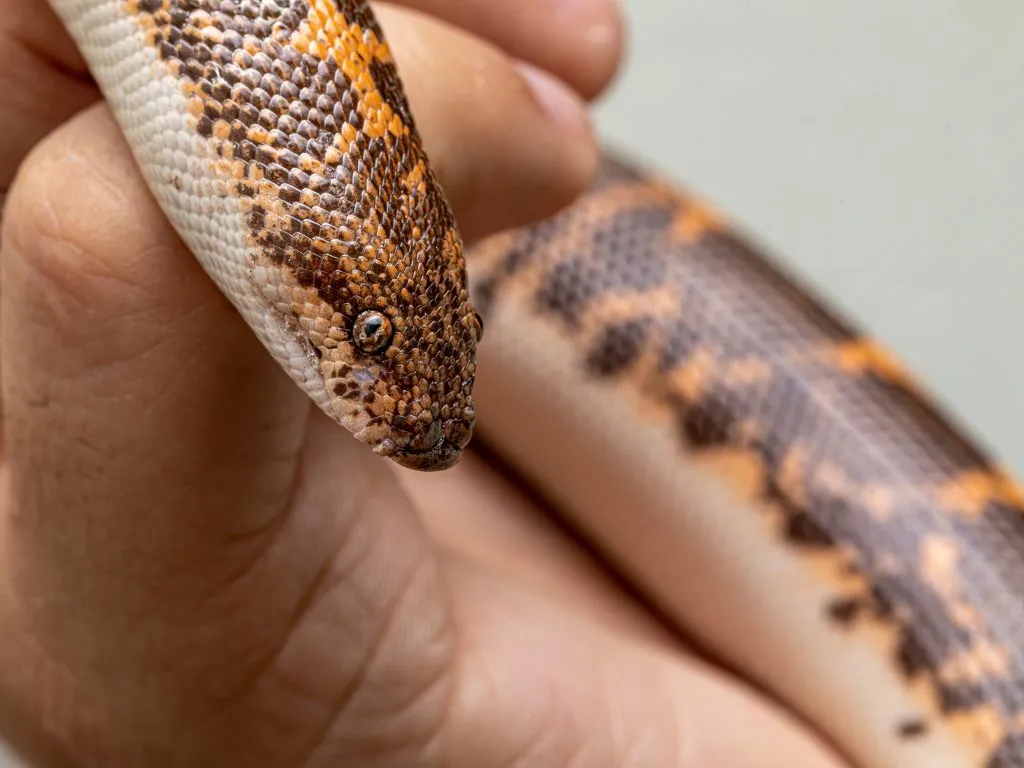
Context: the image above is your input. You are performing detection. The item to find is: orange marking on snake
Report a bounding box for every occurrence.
[692,447,767,499]
[667,347,715,401]
[471,154,1024,763]
[920,534,961,599]
[776,446,811,509]
[938,641,1012,685]
[949,706,1008,760]
[721,358,773,388]
[831,338,911,384]
[735,418,763,444]
[402,159,428,196]
[938,469,1024,519]
[670,196,725,244]
[862,484,896,521]
[950,602,986,631]
[292,3,402,141]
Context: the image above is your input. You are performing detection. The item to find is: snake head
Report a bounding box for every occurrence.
[309,215,482,472]
[248,158,481,471]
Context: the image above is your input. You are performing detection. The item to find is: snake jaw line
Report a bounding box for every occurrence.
[388,435,465,472]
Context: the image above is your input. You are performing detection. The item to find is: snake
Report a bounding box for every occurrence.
[37,0,1024,766]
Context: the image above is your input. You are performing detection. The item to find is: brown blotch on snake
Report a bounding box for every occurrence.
[470,155,1024,765]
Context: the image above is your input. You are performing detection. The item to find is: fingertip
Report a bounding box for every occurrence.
[377,5,600,243]
[560,1,627,101]
[459,60,599,240]
[387,0,626,102]
[514,60,592,144]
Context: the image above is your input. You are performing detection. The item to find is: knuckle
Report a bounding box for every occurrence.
[4,106,179,316]
[1,106,207,371]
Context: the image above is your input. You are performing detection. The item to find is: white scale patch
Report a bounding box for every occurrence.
[49,0,331,415]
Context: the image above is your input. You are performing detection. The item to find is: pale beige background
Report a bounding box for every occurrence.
[595,0,1024,474]
[2,1,1023,765]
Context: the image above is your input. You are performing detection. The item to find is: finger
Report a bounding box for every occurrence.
[377,4,597,241]
[394,448,683,650]
[397,447,844,766]
[386,0,624,99]
[0,0,97,189]
[440,563,850,767]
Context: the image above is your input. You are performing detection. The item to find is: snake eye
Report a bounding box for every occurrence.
[352,311,394,355]
[471,311,484,343]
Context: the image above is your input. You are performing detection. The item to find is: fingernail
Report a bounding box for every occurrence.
[516,60,591,137]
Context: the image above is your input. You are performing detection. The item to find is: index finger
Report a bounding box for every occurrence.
[0,0,96,190]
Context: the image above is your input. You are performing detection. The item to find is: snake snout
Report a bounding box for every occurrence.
[442,416,474,450]
[389,415,475,472]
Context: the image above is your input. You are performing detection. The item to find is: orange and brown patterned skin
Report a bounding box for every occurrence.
[40,0,1024,765]
[125,0,481,470]
[470,156,1024,767]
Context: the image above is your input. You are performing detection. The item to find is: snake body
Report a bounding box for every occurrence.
[43,1,1024,766]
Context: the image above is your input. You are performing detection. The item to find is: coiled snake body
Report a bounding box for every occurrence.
[44,1,1024,766]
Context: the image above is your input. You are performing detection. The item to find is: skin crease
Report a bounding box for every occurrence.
[0,0,853,765]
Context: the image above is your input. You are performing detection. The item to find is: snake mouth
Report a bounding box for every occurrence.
[389,436,464,472]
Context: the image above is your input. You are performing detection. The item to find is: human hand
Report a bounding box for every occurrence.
[0,1,851,765]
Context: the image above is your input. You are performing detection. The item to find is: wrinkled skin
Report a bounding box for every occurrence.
[0,1,852,766]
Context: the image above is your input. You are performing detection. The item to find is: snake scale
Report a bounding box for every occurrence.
[40,0,1024,766]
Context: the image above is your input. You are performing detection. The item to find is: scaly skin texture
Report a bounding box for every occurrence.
[470,155,1024,767]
